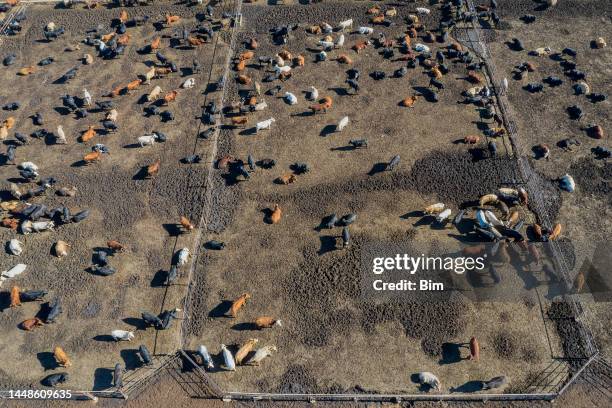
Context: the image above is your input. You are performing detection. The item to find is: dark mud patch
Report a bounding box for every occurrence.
[569,158,611,203]
[547,301,592,362]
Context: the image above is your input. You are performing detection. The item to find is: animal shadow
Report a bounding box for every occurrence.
[400,210,423,220]
[209,300,233,318]
[318,236,337,255]
[122,317,147,331]
[37,352,58,370]
[151,269,168,288]
[367,162,387,176]
[163,223,182,237]
[93,335,116,342]
[319,124,336,137]
[120,349,141,370]
[328,87,349,96]
[439,342,463,365]
[92,367,114,390]
[450,380,484,393]
[231,322,258,331]
[261,208,275,224]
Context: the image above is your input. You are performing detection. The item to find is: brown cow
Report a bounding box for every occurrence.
[464,135,480,144]
[235,338,258,365]
[146,159,161,177]
[17,66,36,76]
[371,14,385,24]
[309,103,327,114]
[239,51,255,61]
[337,54,352,64]
[467,71,482,84]
[270,204,282,224]
[154,67,172,77]
[401,96,418,107]
[469,337,480,361]
[119,10,128,23]
[110,85,123,98]
[255,316,282,329]
[163,90,178,105]
[248,38,258,49]
[101,33,115,43]
[217,155,235,169]
[151,37,161,50]
[352,40,369,53]
[1,218,19,230]
[235,60,246,72]
[180,216,194,232]
[107,240,125,252]
[294,55,305,67]
[187,36,206,47]
[228,293,251,318]
[54,346,72,367]
[231,116,248,127]
[237,75,252,85]
[278,50,292,60]
[117,34,130,46]
[10,286,20,307]
[21,318,44,331]
[276,174,297,185]
[81,125,96,142]
[549,223,562,240]
[165,14,180,25]
[126,78,142,92]
[83,151,101,164]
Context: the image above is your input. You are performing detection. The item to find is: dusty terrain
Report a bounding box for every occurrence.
[0,1,229,390]
[0,0,607,402]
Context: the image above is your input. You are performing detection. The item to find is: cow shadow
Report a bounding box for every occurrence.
[367,162,387,176]
[413,216,434,228]
[328,87,349,96]
[70,160,89,168]
[261,208,274,224]
[132,167,150,181]
[413,86,437,102]
[120,349,141,370]
[238,127,257,136]
[35,302,52,322]
[122,317,147,331]
[0,292,10,312]
[93,335,116,342]
[319,124,336,137]
[450,380,484,393]
[318,236,337,255]
[92,367,114,390]
[162,223,182,237]
[209,300,233,318]
[151,269,168,288]
[400,210,423,220]
[439,342,464,365]
[37,352,58,370]
[53,107,72,116]
[231,322,258,331]
[330,145,356,152]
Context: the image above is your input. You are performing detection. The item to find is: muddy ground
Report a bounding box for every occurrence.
[0,1,229,390]
[484,0,611,357]
[183,0,562,395]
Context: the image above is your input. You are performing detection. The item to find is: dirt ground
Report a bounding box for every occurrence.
[183,0,562,395]
[0,0,608,402]
[0,1,229,390]
[484,0,611,357]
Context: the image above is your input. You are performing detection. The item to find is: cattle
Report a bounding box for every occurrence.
[163,90,178,105]
[54,346,71,367]
[81,125,96,143]
[352,40,370,53]
[176,248,190,266]
[126,79,141,92]
[21,317,44,331]
[463,135,480,144]
[53,240,70,258]
[482,376,507,390]
[255,316,282,330]
[284,92,298,105]
[221,344,236,371]
[182,78,196,89]
[146,159,161,177]
[424,203,445,215]
[138,134,157,147]
[8,238,22,255]
[42,373,69,387]
[549,223,562,240]
[17,66,36,76]
[386,155,400,171]
[236,338,259,365]
[270,204,282,224]
[417,372,440,390]
[197,345,214,369]
[231,116,248,128]
[469,337,480,361]
[165,14,180,25]
[111,330,134,341]
[10,286,21,307]
[237,74,252,85]
[147,86,162,102]
[228,293,251,318]
[276,174,297,185]
[256,118,275,132]
[401,96,418,107]
[245,345,277,365]
[46,298,62,323]
[349,139,368,148]
[336,116,349,132]
[342,226,350,247]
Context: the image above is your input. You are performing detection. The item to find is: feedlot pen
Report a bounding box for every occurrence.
[0,0,605,402]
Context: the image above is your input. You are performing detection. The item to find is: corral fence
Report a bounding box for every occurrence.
[0,0,609,403]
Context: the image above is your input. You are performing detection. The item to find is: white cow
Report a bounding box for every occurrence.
[246,345,277,365]
[284,92,297,105]
[256,118,275,133]
[307,86,318,101]
[111,330,135,342]
[147,85,162,102]
[182,78,196,89]
[56,125,67,144]
[338,19,353,31]
[138,134,157,147]
[417,372,441,390]
[335,33,345,48]
[83,88,92,106]
[336,116,349,132]
[177,248,190,266]
[274,65,291,75]
[8,239,23,256]
[358,26,374,35]
[197,345,214,369]
[254,101,268,111]
[416,7,431,15]
[221,344,236,371]
[106,109,118,122]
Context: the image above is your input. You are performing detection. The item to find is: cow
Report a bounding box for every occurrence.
[146,159,161,177]
[42,373,69,387]
[197,345,214,369]
[236,338,259,365]
[255,317,282,329]
[336,116,349,132]
[111,330,135,341]
[469,337,480,361]
[256,118,275,132]
[21,317,44,331]
[81,126,96,143]
[276,174,297,185]
[417,372,440,390]
[221,344,236,371]
[270,204,282,224]
[54,346,71,367]
[138,135,157,147]
[245,345,277,365]
[228,293,251,318]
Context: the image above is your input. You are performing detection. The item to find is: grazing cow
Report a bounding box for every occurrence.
[417,372,440,390]
[284,92,298,105]
[276,174,297,185]
[138,135,157,147]
[255,317,282,329]
[401,96,418,107]
[424,203,445,215]
[81,126,96,143]
[54,241,70,257]
[46,298,62,323]
[182,78,196,89]
[146,159,161,177]
[10,286,21,307]
[17,66,36,76]
[197,345,214,369]
[245,345,277,365]
[336,116,349,132]
[229,293,251,317]
[386,155,400,171]
[56,125,67,144]
[42,373,69,387]
[111,330,134,342]
[236,338,259,365]
[256,118,275,132]
[221,344,236,371]
[176,248,190,266]
[147,86,162,102]
[483,376,507,390]
[126,79,142,92]
[22,317,44,331]
[54,346,71,367]
[180,216,194,232]
[165,14,180,25]
[237,74,252,85]
[464,135,480,144]
[163,91,178,105]
[469,337,480,361]
[8,239,23,255]
[338,19,353,31]
[270,204,282,224]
